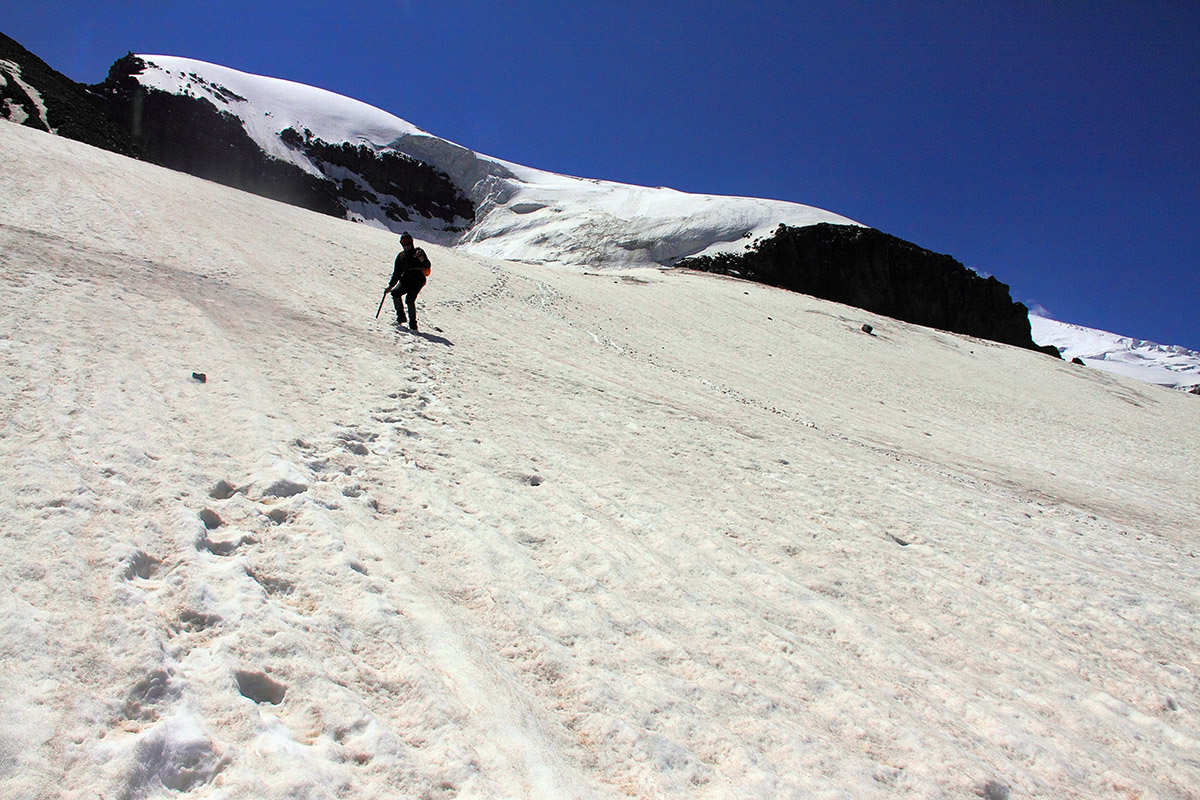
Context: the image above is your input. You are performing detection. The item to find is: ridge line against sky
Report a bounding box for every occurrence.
[5,1,1198,350]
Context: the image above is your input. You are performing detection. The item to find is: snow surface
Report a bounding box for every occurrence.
[133,56,859,266]
[1030,315,1200,392]
[3,120,1200,799]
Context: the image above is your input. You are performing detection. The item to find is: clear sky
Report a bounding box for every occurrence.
[6,1,1198,349]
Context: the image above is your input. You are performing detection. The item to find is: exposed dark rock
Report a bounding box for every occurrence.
[0,32,139,155]
[89,55,346,218]
[678,223,1043,352]
[81,54,473,228]
[279,127,473,224]
[1072,357,1086,365]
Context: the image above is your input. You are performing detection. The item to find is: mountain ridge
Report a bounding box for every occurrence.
[1030,315,1200,391]
[0,32,138,156]
[678,222,1043,352]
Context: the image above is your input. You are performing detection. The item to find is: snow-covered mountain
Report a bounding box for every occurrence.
[104,55,1200,386]
[90,55,1047,353]
[6,38,1198,385]
[4,110,1200,800]
[1031,315,1200,392]
[128,55,859,267]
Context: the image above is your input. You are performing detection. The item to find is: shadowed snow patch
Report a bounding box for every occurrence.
[235,669,287,705]
[120,549,161,581]
[98,713,227,797]
[263,477,308,498]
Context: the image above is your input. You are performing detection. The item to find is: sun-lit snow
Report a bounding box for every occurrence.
[133,55,860,266]
[1031,314,1200,391]
[3,120,1199,799]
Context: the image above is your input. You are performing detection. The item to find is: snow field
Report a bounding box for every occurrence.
[1030,315,1200,391]
[2,120,1199,799]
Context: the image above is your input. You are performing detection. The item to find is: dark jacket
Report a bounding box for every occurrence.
[389,248,429,291]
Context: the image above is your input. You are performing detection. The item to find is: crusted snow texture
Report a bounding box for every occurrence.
[3,120,1200,799]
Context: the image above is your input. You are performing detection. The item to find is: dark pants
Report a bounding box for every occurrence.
[391,272,426,327]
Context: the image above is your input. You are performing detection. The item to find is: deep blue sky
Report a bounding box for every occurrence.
[7,1,1199,348]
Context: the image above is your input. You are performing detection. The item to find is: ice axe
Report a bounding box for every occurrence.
[375,288,390,319]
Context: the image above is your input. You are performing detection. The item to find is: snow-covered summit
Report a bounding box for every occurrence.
[132,55,860,266]
[1030,314,1200,391]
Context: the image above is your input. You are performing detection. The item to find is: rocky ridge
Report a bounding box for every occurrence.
[678,223,1048,353]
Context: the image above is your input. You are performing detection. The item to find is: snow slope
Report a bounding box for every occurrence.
[3,120,1200,799]
[1031,314,1200,391]
[133,55,859,266]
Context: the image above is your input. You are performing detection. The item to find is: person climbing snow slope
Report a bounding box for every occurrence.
[385,232,431,331]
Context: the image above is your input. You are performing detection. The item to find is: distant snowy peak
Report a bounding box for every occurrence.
[131,55,859,266]
[135,55,427,161]
[1030,315,1200,391]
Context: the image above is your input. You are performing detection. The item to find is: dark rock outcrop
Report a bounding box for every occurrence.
[678,223,1045,352]
[87,54,473,228]
[279,127,473,227]
[0,32,138,156]
[2,34,475,230]
[89,54,348,218]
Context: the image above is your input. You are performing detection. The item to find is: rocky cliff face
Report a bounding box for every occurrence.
[88,55,474,228]
[678,223,1048,352]
[0,33,138,156]
[278,126,473,227]
[2,38,474,230]
[88,54,349,218]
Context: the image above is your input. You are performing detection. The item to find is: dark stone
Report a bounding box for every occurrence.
[678,223,1041,351]
[0,33,139,155]
[88,55,348,218]
[1072,357,1086,366]
[81,54,473,228]
[976,781,1011,800]
[279,127,473,224]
